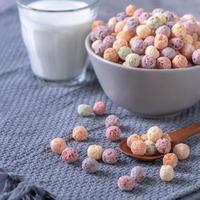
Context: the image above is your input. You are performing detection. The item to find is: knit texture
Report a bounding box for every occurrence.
[1,4,200,200]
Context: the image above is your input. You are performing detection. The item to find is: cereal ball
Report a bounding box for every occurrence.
[126,4,137,16]
[155,13,167,25]
[117,176,136,191]
[154,34,168,50]
[156,25,171,37]
[116,12,126,22]
[194,42,200,50]
[163,11,177,22]
[184,34,193,44]
[92,40,102,51]
[130,38,146,55]
[183,20,198,35]
[161,47,177,60]
[173,143,190,160]
[145,140,157,155]
[115,21,126,33]
[156,138,171,154]
[145,45,160,59]
[116,30,134,42]
[169,38,184,50]
[144,36,155,46]
[50,138,67,155]
[87,145,103,160]
[181,14,196,21]
[102,148,119,164]
[136,25,152,39]
[118,46,132,60]
[141,134,148,141]
[82,157,99,174]
[180,43,195,60]
[172,55,188,68]
[130,166,146,182]
[108,17,117,28]
[172,23,186,38]
[125,17,139,33]
[125,53,141,67]
[103,48,119,63]
[163,153,178,168]
[113,39,128,52]
[139,12,150,23]
[131,140,146,156]
[106,126,121,141]
[105,115,120,128]
[61,147,78,163]
[72,126,88,141]
[147,16,161,29]
[127,134,142,148]
[94,43,107,57]
[94,26,111,40]
[141,55,156,69]
[192,49,200,64]
[77,104,94,117]
[93,101,106,115]
[157,57,172,69]
[147,126,163,143]
[160,165,175,182]
[92,20,105,30]
[103,35,116,48]
[134,8,144,17]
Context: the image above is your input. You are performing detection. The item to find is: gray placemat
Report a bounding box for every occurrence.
[1,2,200,200]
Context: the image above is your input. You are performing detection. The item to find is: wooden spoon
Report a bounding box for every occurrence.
[119,122,200,161]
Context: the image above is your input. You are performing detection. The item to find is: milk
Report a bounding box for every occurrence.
[18,0,95,81]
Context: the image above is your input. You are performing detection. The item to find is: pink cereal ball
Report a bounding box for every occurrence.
[180,43,195,60]
[144,36,155,46]
[134,8,144,17]
[154,34,168,50]
[192,49,200,64]
[106,126,121,141]
[157,57,172,69]
[156,25,171,37]
[105,115,120,128]
[117,176,136,191]
[183,20,198,35]
[93,101,106,115]
[141,55,156,69]
[131,140,146,156]
[102,148,119,164]
[61,147,78,163]
[139,12,150,23]
[155,138,171,154]
[130,166,146,182]
[169,38,184,50]
[161,47,177,60]
[172,55,188,68]
[50,138,67,155]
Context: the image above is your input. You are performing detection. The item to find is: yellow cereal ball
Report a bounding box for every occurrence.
[160,165,175,182]
[126,4,137,16]
[116,30,134,42]
[147,16,161,29]
[147,126,163,143]
[91,40,102,51]
[87,145,103,160]
[92,20,105,30]
[115,21,126,33]
[72,126,88,142]
[173,143,190,160]
[113,40,128,52]
[194,41,200,50]
[184,34,193,44]
[172,55,188,68]
[131,140,146,156]
[127,134,142,148]
[50,138,67,155]
[136,25,152,39]
[103,48,119,63]
[141,134,148,141]
[155,13,167,25]
[180,43,195,60]
[125,53,141,68]
[154,34,168,50]
[163,153,178,168]
[172,23,186,38]
[108,17,117,27]
[145,45,160,59]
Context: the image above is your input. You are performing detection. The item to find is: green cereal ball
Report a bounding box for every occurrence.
[118,46,132,60]
[125,53,141,67]
[147,16,161,29]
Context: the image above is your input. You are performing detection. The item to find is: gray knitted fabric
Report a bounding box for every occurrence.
[1,2,200,200]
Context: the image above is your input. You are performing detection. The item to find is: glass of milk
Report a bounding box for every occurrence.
[17,0,99,84]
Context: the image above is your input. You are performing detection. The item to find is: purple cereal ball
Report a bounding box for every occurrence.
[141,55,156,69]
[105,114,120,128]
[61,147,78,163]
[157,57,172,69]
[106,126,121,141]
[82,157,99,174]
[130,39,146,55]
[161,47,177,60]
[192,49,200,64]
[139,12,150,23]
[94,26,111,40]
[103,35,116,48]
[163,11,177,22]
[126,17,139,33]
[144,36,155,46]
[156,25,171,37]
[102,148,119,164]
[95,43,107,57]
[134,8,144,17]
[116,12,127,22]
[90,31,96,42]
[183,20,198,35]
[156,138,171,154]
[117,176,136,191]
[169,38,184,50]
[130,166,146,183]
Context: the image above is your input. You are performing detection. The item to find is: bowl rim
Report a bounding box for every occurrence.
[85,34,200,72]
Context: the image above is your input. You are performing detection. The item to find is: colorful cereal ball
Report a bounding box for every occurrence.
[50,138,67,155]
[131,140,146,156]
[157,57,172,69]
[93,101,106,115]
[145,45,160,59]
[141,55,156,69]
[82,157,99,174]
[144,36,155,46]
[192,49,200,64]
[103,48,119,63]
[106,126,121,141]
[125,53,141,67]
[87,145,103,160]
[72,126,88,142]
[116,30,134,42]
[92,20,105,30]
[126,4,137,16]
[127,134,142,148]
[147,16,161,29]
[116,12,126,22]
[169,38,184,50]
[105,115,120,128]
[173,143,190,160]
[163,153,178,168]
[183,20,198,35]
[160,165,175,182]
[172,55,188,68]
[180,43,195,60]
[92,40,102,51]
[172,23,186,38]
[147,126,163,143]
[154,13,167,25]
[102,148,119,164]
[117,176,136,191]
[156,138,171,154]
[115,21,126,33]
[77,104,94,117]
[108,17,117,28]
[94,43,107,57]
[94,26,111,40]
[134,8,144,17]
[130,166,146,182]
[139,12,150,23]
[130,38,146,55]
[156,25,171,37]
[113,39,128,52]
[145,140,157,155]
[161,47,177,60]
[125,17,139,33]
[118,46,132,60]
[61,147,78,163]
[163,11,177,22]
[154,34,168,50]
[136,25,152,39]
[103,35,116,48]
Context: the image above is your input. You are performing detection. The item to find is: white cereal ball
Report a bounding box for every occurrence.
[160,165,175,182]
[173,143,190,160]
[147,126,163,143]
[145,45,160,59]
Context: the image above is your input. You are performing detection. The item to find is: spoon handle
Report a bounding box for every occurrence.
[169,122,200,144]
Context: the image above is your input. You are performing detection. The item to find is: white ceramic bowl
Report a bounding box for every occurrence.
[85,35,200,117]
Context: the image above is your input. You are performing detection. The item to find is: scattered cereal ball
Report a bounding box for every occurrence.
[173,143,190,160]
[87,145,103,160]
[141,134,148,141]
[156,138,171,154]
[130,166,146,182]
[134,8,144,17]
[125,17,139,33]
[94,26,111,40]
[192,49,200,64]
[139,12,150,23]
[113,40,128,52]
[160,165,175,182]
[61,147,78,163]
[102,148,119,164]
[163,153,178,168]
[116,12,126,22]
[141,55,156,69]
[180,43,195,60]
[184,34,194,44]
[144,36,155,46]
[105,115,120,128]
[127,134,142,148]
[93,101,106,115]
[131,140,146,156]
[117,176,136,191]
[116,30,134,42]
[156,25,171,37]
[136,25,151,39]
[145,45,160,59]
[154,34,168,50]
[50,138,67,155]
[106,126,121,141]
[161,47,177,60]
[157,57,172,69]
[126,4,137,16]
[103,35,116,48]
[155,13,167,25]
[72,126,88,141]
[103,48,119,63]
[145,140,157,155]
[172,55,188,68]
[147,16,161,29]
[118,46,132,60]
[115,21,126,33]
[94,43,107,57]
[147,126,163,143]
[77,104,94,117]
[130,38,146,55]
[82,157,99,174]
[92,40,102,51]
[92,20,105,30]
[172,22,186,38]
[125,53,141,67]
[169,38,184,50]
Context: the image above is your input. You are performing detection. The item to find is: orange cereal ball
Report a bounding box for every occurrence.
[127,134,142,148]
[172,23,186,38]
[50,138,67,155]
[180,43,195,60]
[115,21,126,33]
[172,55,188,68]
[72,126,88,142]
[103,48,119,63]
[113,40,128,52]
[154,34,168,50]
[163,153,178,168]
[145,45,160,59]
[92,20,105,30]
[131,140,146,156]
[136,25,152,39]
[173,143,190,160]
[126,4,137,16]
[116,30,134,42]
